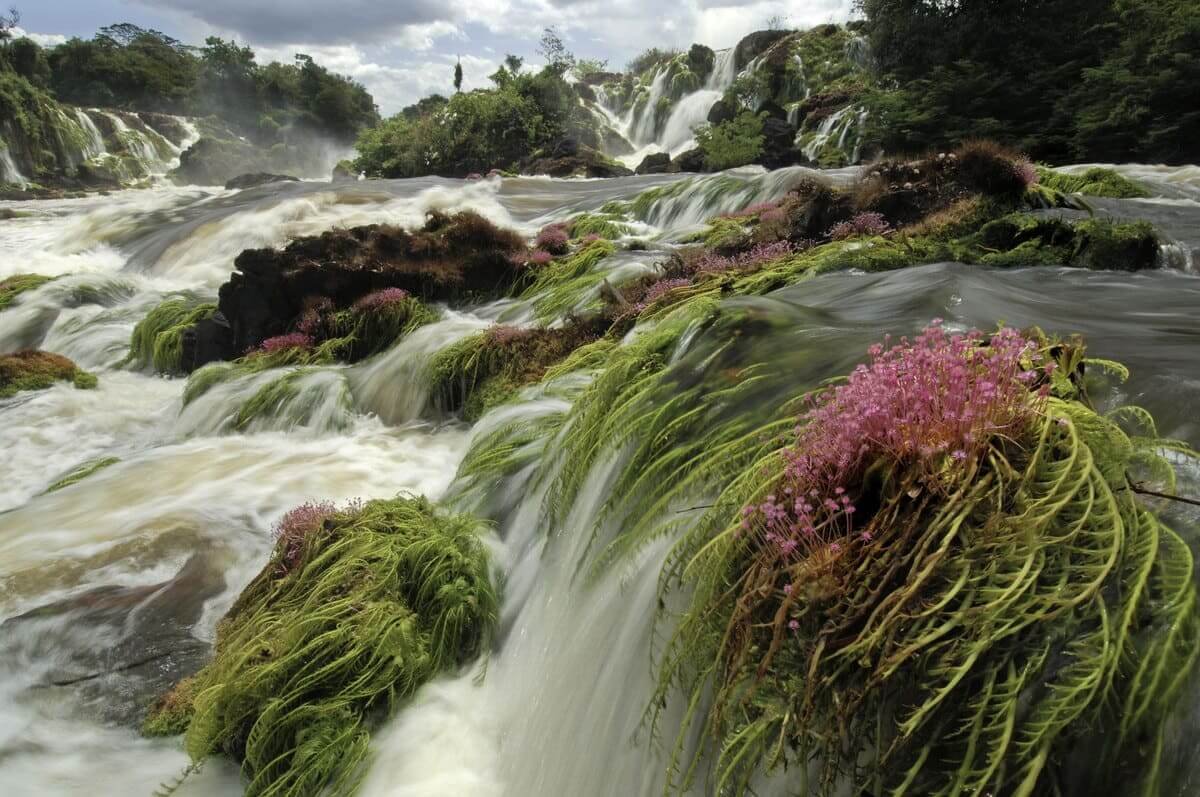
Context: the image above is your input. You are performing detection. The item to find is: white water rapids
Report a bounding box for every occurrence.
[1,165,1200,796]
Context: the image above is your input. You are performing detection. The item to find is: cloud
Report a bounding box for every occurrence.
[10,27,68,47]
[133,0,447,44]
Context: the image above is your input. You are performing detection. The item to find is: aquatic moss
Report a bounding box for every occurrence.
[46,457,120,493]
[145,495,497,797]
[0,350,98,399]
[522,239,618,322]
[556,324,1198,796]
[429,323,604,421]
[567,213,631,240]
[125,298,217,374]
[0,273,53,312]
[181,343,344,406]
[330,294,440,361]
[1036,166,1150,199]
[232,369,353,433]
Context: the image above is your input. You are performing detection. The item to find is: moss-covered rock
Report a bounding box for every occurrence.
[0,273,53,311]
[142,496,497,797]
[125,298,217,375]
[1035,165,1150,198]
[0,350,97,399]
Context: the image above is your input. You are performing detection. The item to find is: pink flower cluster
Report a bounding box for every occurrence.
[1014,159,1038,188]
[828,212,892,241]
[690,241,795,276]
[257,332,314,354]
[535,223,570,255]
[352,287,411,313]
[746,322,1050,562]
[272,500,336,573]
[633,277,691,312]
[529,249,555,266]
[486,324,528,346]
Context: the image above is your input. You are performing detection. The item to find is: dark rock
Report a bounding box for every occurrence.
[707,96,738,126]
[758,100,790,122]
[213,211,529,355]
[137,112,189,147]
[760,117,801,169]
[224,172,300,190]
[1,549,226,728]
[550,138,580,159]
[670,147,708,173]
[332,159,357,182]
[171,136,265,187]
[523,144,633,178]
[734,29,793,70]
[575,83,597,103]
[687,44,716,83]
[635,152,672,175]
[598,126,634,157]
[182,312,234,369]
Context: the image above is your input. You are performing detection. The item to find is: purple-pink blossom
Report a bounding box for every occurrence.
[257,332,314,354]
[529,249,555,266]
[272,501,336,573]
[828,212,892,241]
[535,223,570,255]
[744,322,1048,564]
[689,241,794,276]
[720,201,781,220]
[352,287,411,313]
[634,277,691,312]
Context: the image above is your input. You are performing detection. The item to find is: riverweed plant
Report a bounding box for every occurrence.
[557,323,1200,796]
[0,273,54,312]
[125,298,217,374]
[143,495,498,797]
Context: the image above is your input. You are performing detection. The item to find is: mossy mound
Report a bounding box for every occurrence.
[0,350,98,399]
[566,212,632,240]
[209,210,527,358]
[537,320,1198,796]
[1036,166,1150,199]
[428,320,606,421]
[125,298,217,375]
[0,273,54,312]
[143,495,497,797]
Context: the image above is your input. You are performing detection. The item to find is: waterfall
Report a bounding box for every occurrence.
[630,68,670,146]
[74,109,107,161]
[0,144,26,186]
[101,112,178,175]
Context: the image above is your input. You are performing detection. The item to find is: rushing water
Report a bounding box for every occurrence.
[1,165,1199,796]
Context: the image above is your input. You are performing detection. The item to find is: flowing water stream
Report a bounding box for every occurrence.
[1,165,1199,796]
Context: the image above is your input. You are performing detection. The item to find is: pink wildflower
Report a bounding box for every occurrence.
[535,223,570,255]
[273,501,336,573]
[529,249,554,266]
[352,287,411,313]
[828,212,892,241]
[257,332,313,354]
[633,277,691,312]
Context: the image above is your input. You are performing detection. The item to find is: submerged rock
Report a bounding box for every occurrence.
[0,350,97,399]
[224,172,300,190]
[635,152,671,175]
[523,143,634,178]
[668,147,707,173]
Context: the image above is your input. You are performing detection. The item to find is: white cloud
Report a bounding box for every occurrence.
[10,27,68,47]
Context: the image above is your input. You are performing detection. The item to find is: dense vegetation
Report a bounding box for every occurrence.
[355,30,603,178]
[857,0,1200,163]
[5,23,378,144]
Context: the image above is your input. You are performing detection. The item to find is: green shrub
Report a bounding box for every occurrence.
[695,111,765,171]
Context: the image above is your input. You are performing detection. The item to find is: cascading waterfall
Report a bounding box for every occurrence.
[74,109,108,161]
[0,164,1199,796]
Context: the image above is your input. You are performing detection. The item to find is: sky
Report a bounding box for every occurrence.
[15,1,857,115]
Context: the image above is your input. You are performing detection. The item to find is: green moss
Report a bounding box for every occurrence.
[701,217,750,251]
[522,239,619,322]
[45,457,120,493]
[567,213,631,240]
[327,295,440,361]
[1036,166,1150,198]
[181,344,343,406]
[0,350,97,399]
[1070,217,1160,270]
[0,274,54,312]
[125,298,217,375]
[144,496,497,796]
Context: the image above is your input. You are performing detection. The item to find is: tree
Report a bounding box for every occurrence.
[504,54,523,76]
[454,58,463,92]
[537,26,575,74]
[0,7,18,43]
